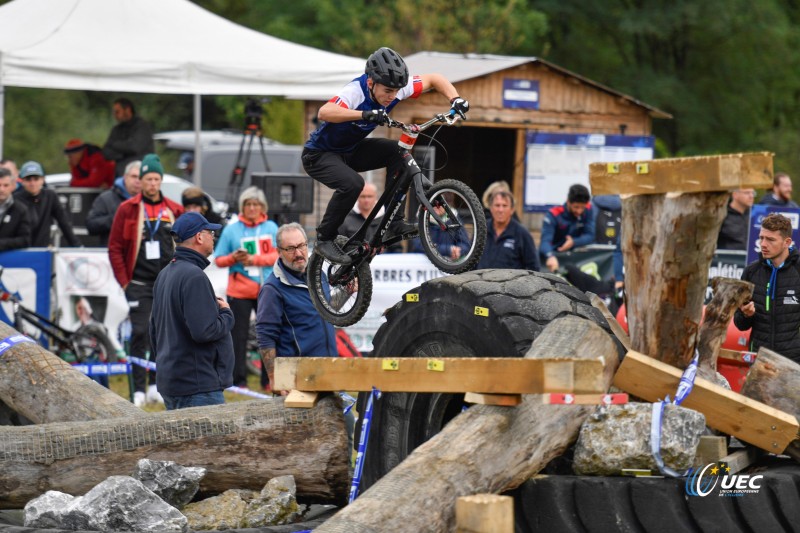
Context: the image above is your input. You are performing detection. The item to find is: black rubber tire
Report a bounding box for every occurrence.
[307,249,373,328]
[70,324,117,363]
[357,269,619,490]
[509,457,800,533]
[417,179,486,274]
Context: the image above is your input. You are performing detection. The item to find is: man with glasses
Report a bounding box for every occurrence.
[13,160,81,247]
[255,223,336,392]
[109,154,183,407]
[150,212,233,410]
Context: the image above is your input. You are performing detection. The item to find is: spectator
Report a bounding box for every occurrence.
[476,190,539,270]
[13,161,81,248]
[0,159,19,181]
[411,203,472,260]
[540,184,595,272]
[102,98,155,177]
[255,223,354,448]
[86,160,142,246]
[256,223,337,387]
[181,186,224,226]
[734,213,800,364]
[482,180,511,212]
[303,46,468,265]
[760,172,799,207]
[338,182,401,253]
[213,187,278,389]
[108,154,183,407]
[717,189,755,251]
[64,138,116,189]
[150,212,234,410]
[0,167,30,251]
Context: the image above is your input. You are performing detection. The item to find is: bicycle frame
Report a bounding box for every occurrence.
[342,112,462,263]
[0,278,73,349]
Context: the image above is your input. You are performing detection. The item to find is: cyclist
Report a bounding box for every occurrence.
[302,47,469,265]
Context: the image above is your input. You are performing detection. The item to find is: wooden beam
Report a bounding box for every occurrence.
[455,494,514,533]
[720,447,763,475]
[274,357,606,394]
[464,393,521,407]
[718,348,757,365]
[284,390,319,408]
[589,292,631,351]
[589,152,773,196]
[694,436,728,466]
[612,350,798,453]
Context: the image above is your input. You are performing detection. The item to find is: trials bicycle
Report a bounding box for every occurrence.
[307,110,487,327]
[0,267,117,363]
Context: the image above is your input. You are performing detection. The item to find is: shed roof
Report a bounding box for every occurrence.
[405,52,672,119]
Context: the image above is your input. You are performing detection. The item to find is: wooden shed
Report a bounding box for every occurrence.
[302,52,670,230]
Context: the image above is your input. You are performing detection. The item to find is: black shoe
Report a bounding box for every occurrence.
[383,221,418,242]
[315,239,352,265]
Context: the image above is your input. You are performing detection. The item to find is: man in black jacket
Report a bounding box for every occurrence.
[734,213,800,364]
[0,167,30,251]
[13,161,80,248]
[150,212,234,410]
[86,160,142,245]
[338,182,401,253]
[716,188,754,251]
[102,98,154,177]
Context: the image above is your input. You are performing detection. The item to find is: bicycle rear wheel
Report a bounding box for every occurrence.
[307,249,373,328]
[70,324,117,363]
[417,179,486,274]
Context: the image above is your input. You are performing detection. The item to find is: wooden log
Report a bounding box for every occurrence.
[0,322,144,423]
[0,397,350,508]
[697,277,753,373]
[314,316,621,533]
[589,152,773,196]
[589,292,631,351]
[740,348,800,461]
[621,191,730,368]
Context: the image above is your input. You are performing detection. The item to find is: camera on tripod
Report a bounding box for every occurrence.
[244,98,268,128]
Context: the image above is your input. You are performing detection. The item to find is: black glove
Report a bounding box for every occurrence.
[450,97,469,119]
[362,109,389,125]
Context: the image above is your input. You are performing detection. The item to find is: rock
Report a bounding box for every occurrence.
[573,403,706,475]
[25,476,188,532]
[242,475,305,528]
[132,458,206,509]
[184,476,306,530]
[183,489,256,531]
[24,491,77,528]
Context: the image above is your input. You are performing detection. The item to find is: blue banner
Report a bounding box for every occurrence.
[0,249,52,329]
[746,205,800,265]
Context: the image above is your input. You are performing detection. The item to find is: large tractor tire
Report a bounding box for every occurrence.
[358,269,621,490]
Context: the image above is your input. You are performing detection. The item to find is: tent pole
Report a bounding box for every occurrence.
[0,83,5,160]
[193,93,202,187]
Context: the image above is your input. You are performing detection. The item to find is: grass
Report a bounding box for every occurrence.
[107,373,269,413]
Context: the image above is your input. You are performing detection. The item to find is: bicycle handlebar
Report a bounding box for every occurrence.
[385,110,461,134]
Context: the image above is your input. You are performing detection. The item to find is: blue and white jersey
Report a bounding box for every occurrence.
[305,73,423,153]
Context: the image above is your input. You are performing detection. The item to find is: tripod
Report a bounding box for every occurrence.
[226,98,272,209]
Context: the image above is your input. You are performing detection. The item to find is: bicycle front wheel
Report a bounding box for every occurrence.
[417,179,486,274]
[70,324,117,363]
[307,250,373,328]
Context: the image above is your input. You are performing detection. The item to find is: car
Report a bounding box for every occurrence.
[154,130,303,206]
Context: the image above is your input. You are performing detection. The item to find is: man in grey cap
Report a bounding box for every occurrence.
[13,160,80,247]
[150,212,234,410]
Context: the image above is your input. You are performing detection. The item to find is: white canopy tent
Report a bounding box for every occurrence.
[0,0,362,182]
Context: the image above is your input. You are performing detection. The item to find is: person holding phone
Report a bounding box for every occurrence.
[213,187,278,389]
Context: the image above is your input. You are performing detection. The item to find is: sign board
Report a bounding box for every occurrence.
[524,132,654,211]
[502,79,539,110]
[746,205,800,265]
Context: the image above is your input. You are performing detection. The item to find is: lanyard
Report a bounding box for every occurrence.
[143,205,164,241]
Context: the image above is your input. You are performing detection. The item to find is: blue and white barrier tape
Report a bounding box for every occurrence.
[127,355,157,371]
[73,362,131,377]
[349,387,381,504]
[650,349,700,477]
[0,334,35,357]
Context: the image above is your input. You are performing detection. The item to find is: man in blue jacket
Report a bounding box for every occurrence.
[540,183,596,272]
[256,222,337,392]
[150,211,234,410]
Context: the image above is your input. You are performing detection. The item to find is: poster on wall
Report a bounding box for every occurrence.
[524,132,654,211]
